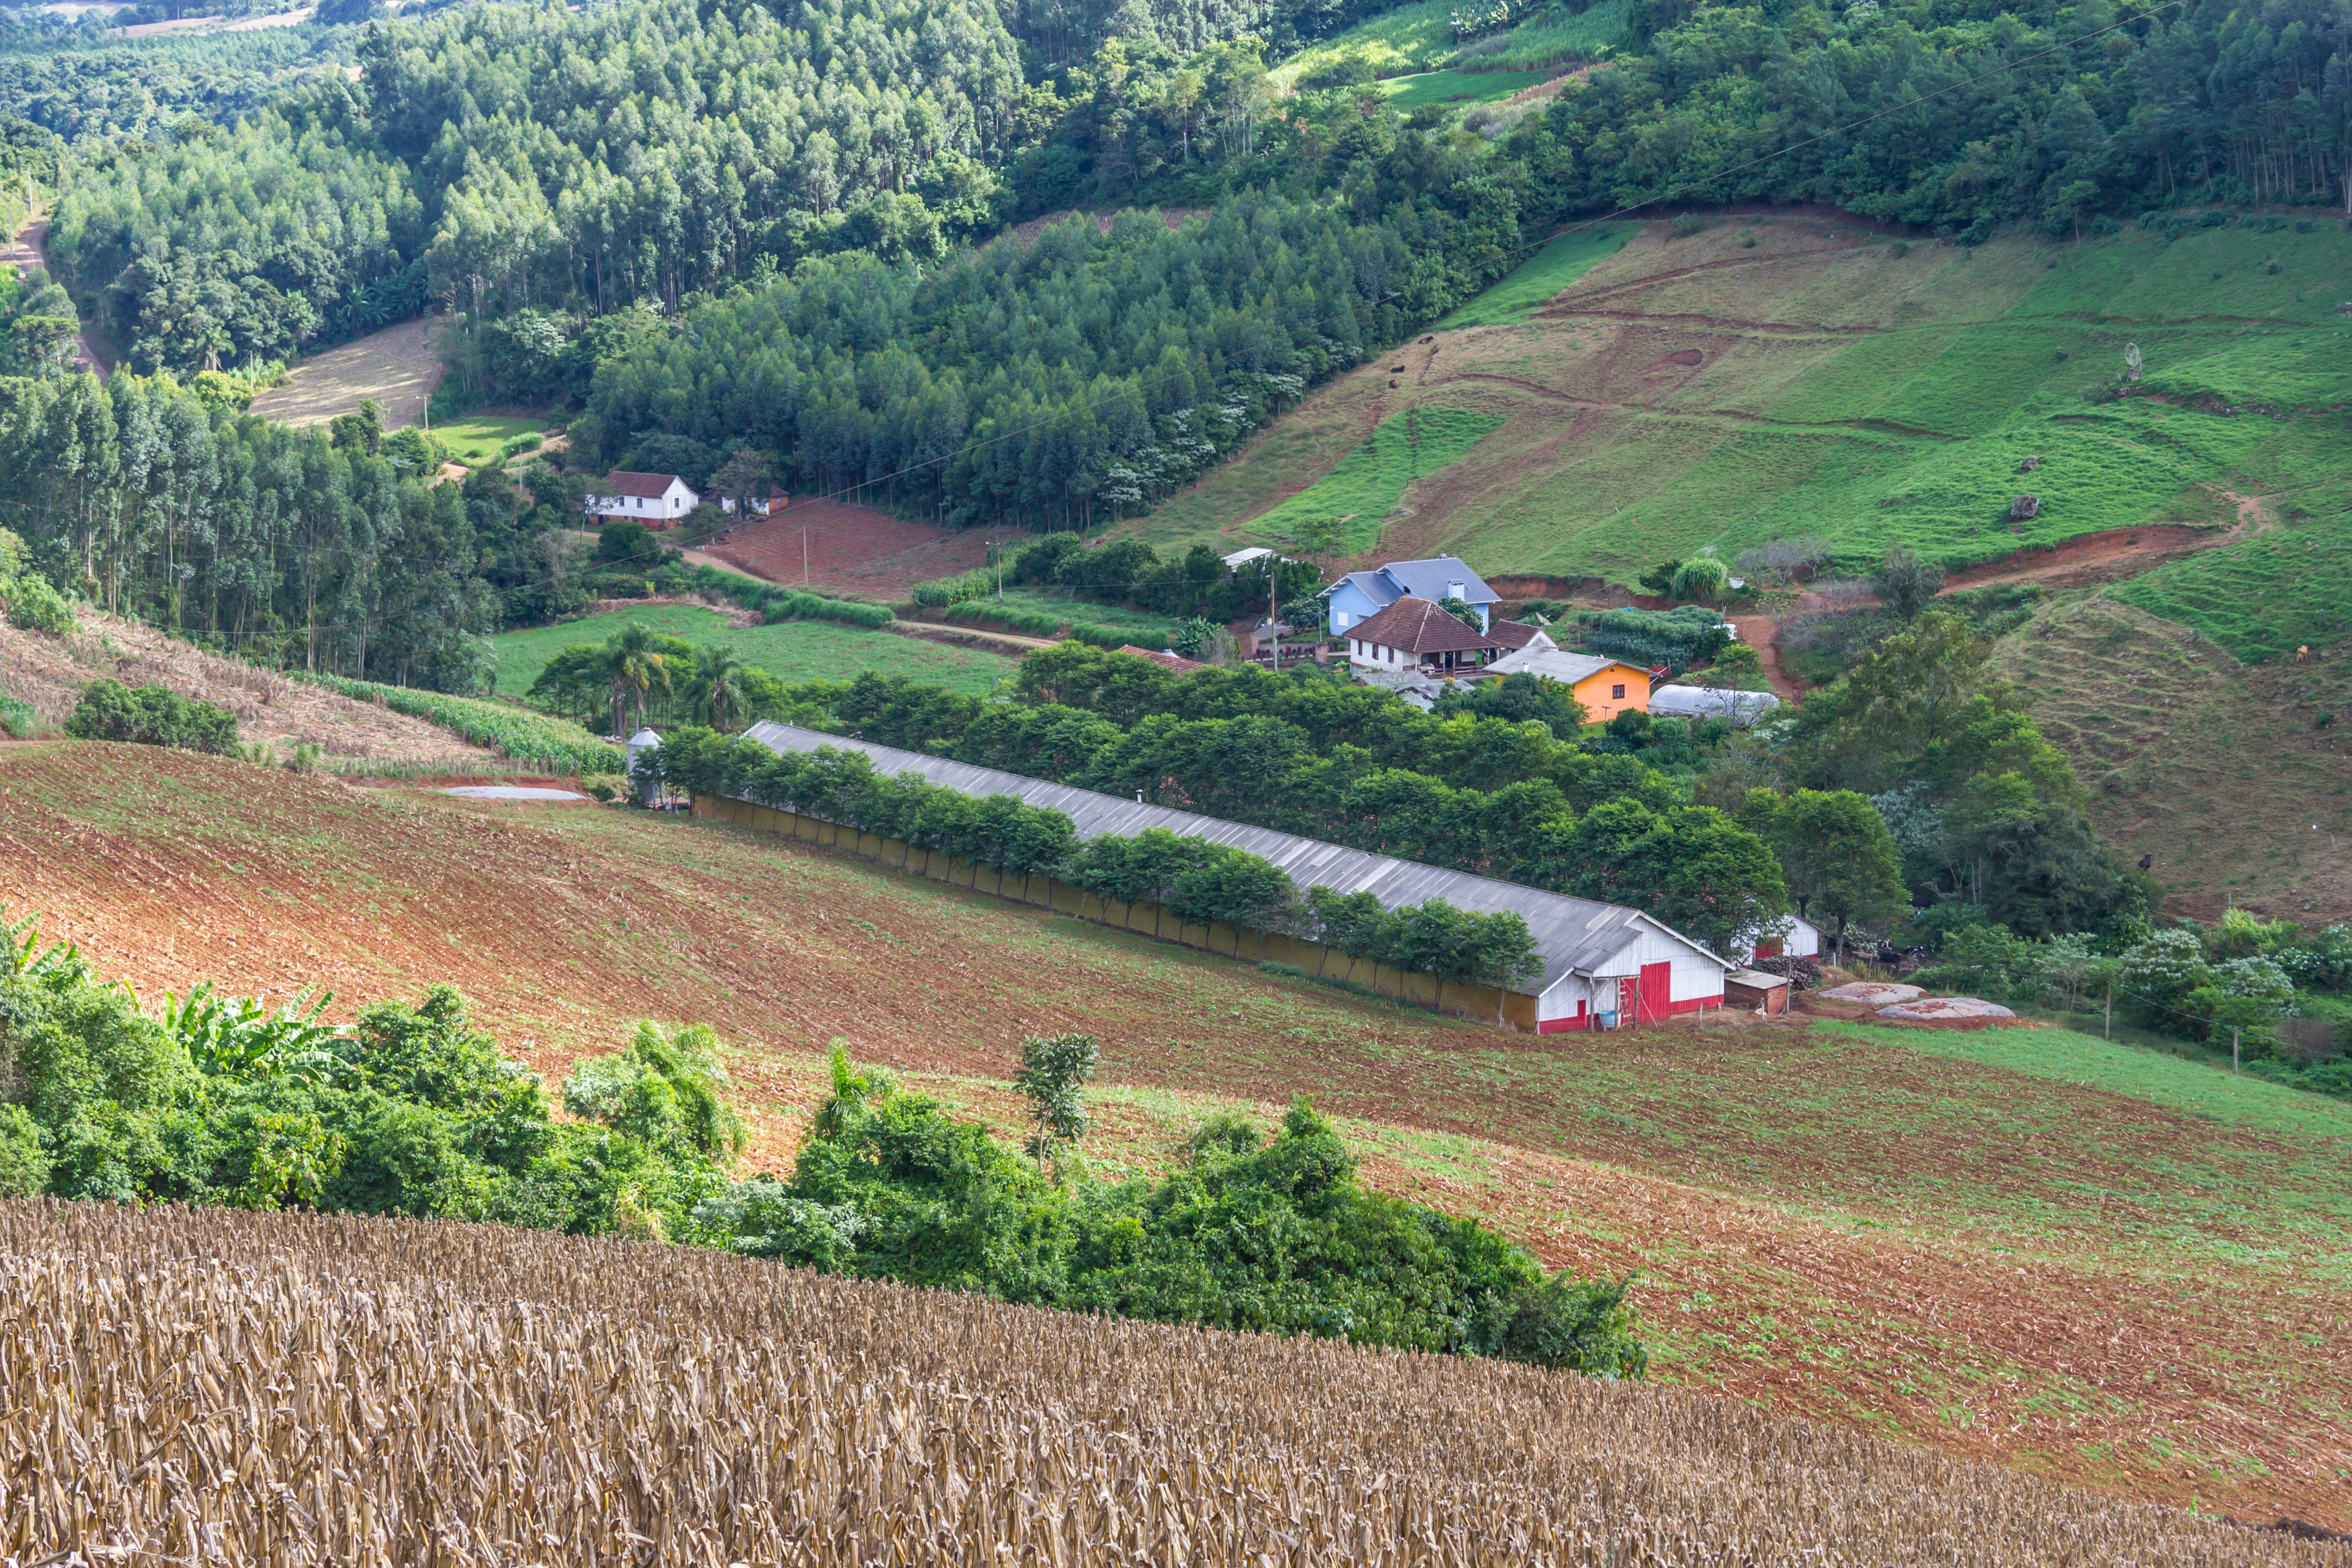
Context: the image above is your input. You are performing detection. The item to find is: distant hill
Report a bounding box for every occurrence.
[1124,212,2352,590]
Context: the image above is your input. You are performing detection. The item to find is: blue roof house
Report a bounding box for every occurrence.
[1318,556,1500,636]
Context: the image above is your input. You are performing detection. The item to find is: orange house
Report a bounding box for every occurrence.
[1480,633,1654,722]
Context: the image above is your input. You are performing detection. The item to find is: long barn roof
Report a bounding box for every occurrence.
[739,722,1734,991]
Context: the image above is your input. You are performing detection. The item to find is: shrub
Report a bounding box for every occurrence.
[0,908,726,1236]
[0,567,76,636]
[1576,606,1728,670]
[1670,555,1730,604]
[64,679,238,753]
[909,569,994,608]
[761,588,892,629]
[698,1057,1648,1376]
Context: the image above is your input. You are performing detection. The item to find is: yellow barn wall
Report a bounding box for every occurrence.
[690,793,1537,1029]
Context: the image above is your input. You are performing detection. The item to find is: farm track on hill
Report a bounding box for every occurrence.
[6,744,2351,1531]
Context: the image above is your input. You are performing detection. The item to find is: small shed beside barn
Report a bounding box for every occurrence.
[1724,968,1792,1015]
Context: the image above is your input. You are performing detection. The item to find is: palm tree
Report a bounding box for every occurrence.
[690,645,752,732]
[604,622,673,737]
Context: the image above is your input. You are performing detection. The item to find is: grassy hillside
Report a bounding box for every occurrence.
[9,741,2351,1531]
[1122,215,2352,599]
[1985,591,2352,922]
[490,604,1016,700]
[1270,0,1629,87]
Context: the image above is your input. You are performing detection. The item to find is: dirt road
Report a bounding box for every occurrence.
[3,216,109,380]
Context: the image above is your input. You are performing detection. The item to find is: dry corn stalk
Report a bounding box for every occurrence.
[0,1200,2336,1567]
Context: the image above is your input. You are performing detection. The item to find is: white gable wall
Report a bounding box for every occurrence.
[1536,922,1729,1032]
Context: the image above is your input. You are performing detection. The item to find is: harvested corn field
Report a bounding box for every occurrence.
[4,1201,2338,1568]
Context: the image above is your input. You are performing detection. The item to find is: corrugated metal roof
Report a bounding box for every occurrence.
[739,722,1733,991]
[1380,556,1499,606]
[1484,642,1640,687]
[1321,569,1402,609]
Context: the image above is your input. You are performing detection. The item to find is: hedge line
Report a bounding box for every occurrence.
[684,564,893,630]
[298,674,624,772]
[654,728,1543,1009]
[940,601,1158,649]
[1575,606,1729,673]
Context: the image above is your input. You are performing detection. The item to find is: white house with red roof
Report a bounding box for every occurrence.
[587,472,699,527]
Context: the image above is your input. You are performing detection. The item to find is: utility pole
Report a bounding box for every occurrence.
[2233,1027,2241,1073]
[802,517,809,585]
[2103,987,2111,1041]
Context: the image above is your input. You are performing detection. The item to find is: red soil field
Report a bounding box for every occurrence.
[704,500,1002,598]
[7,742,2350,1537]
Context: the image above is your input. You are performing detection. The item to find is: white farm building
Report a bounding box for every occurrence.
[720,723,1740,1031]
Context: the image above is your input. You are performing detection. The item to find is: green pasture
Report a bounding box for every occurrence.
[1453,0,1629,66]
[492,605,1016,700]
[1244,405,1506,553]
[2112,482,2352,663]
[434,414,549,466]
[1379,68,1549,107]
[1437,225,1634,328]
[1271,1,1457,83]
[1812,1019,2352,1147]
[1404,222,2352,586]
[1272,0,1623,86]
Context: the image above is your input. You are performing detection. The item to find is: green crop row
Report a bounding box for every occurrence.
[296,675,624,771]
[909,569,996,607]
[941,602,1164,649]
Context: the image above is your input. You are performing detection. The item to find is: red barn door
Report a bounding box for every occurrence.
[1638,962,1672,1025]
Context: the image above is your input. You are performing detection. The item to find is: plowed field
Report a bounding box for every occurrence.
[6,742,2350,1534]
[705,500,997,597]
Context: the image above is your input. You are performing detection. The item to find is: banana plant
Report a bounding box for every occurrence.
[1,906,82,983]
[161,981,351,1081]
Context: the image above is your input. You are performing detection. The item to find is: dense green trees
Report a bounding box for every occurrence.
[1510,0,2352,239]
[653,644,1789,957]
[1748,611,2136,938]
[585,187,1504,527]
[0,369,501,686]
[0,23,339,144]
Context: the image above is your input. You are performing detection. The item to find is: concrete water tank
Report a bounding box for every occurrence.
[625,728,662,803]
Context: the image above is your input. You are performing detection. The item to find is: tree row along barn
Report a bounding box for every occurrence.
[697,724,1737,1031]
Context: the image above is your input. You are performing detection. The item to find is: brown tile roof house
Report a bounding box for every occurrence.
[1345,596,1500,674]
[1486,619,1545,651]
